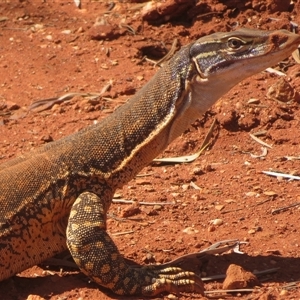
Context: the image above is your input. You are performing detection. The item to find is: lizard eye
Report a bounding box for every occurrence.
[227,38,243,49]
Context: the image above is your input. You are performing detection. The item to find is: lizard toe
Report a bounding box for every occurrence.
[142,277,204,296]
[140,266,204,296]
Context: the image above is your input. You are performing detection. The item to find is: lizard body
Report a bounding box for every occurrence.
[1,28,299,296]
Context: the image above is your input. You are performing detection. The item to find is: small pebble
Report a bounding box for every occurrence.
[167,294,178,300]
[245,191,257,197]
[279,289,289,296]
[181,184,189,191]
[182,227,199,234]
[211,218,223,226]
[153,205,162,211]
[61,29,71,34]
[208,225,215,232]
[192,167,203,175]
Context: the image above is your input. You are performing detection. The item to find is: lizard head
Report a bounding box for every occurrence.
[183,28,300,116]
[190,28,300,85]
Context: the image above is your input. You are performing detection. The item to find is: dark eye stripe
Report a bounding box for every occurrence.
[189,35,256,75]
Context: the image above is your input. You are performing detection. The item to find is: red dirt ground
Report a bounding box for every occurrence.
[1,1,300,299]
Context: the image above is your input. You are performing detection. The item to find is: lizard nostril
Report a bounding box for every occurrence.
[271,33,289,48]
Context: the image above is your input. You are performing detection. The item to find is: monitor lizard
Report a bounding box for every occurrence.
[1,28,299,297]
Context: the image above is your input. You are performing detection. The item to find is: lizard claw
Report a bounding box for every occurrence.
[140,266,204,296]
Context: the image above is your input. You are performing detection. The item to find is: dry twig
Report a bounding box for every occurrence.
[249,133,272,149]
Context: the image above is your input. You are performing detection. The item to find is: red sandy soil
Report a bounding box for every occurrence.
[1,1,300,299]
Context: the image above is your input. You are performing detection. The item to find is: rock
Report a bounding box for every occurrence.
[182,227,199,234]
[135,178,152,185]
[267,77,300,103]
[191,167,204,176]
[88,24,124,41]
[5,100,20,111]
[223,264,260,289]
[141,207,159,216]
[238,115,258,130]
[167,294,179,300]
[142,252,155,264]
[215,205,224,211]
[142,0,193,22]
[208,225,215,232]
[120,203,141,218]
[218,109,237,129]
[211,218,223,226]
[252,0,290,12]
[27,295,46,300]
[40,135,53,143]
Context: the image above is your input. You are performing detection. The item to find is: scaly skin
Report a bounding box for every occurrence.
[0,28,299,296]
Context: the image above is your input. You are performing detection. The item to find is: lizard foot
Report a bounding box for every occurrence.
[137,266,204,296]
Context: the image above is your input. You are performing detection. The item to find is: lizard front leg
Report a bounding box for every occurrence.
[66,191,204,296]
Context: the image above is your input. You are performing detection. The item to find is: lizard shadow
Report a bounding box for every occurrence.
[3,254,300,300]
